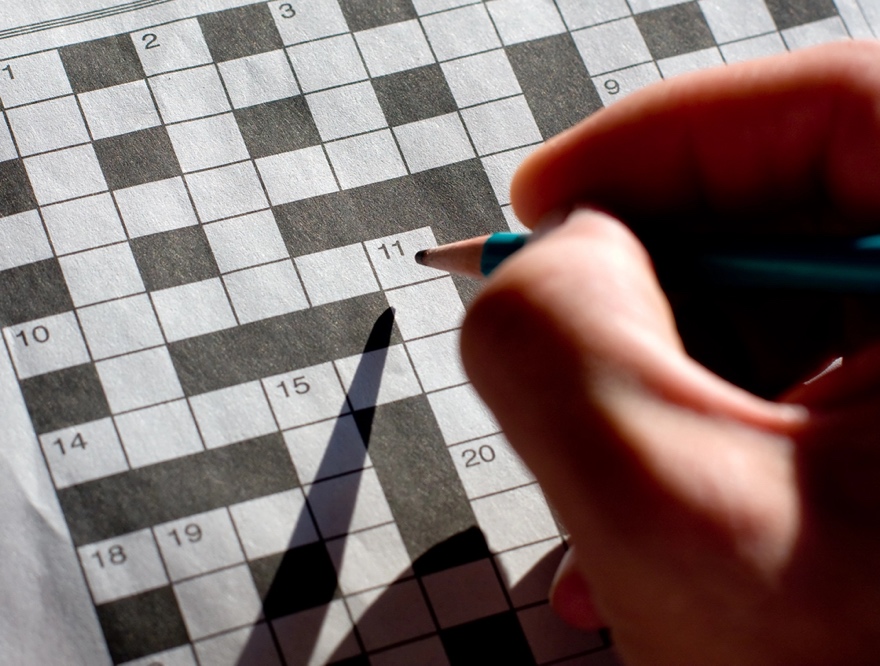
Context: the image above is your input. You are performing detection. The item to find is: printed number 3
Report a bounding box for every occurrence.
[279,3,296,18]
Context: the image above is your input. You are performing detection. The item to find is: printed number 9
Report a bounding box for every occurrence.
[279,3,296,18]
[604,79,620,95]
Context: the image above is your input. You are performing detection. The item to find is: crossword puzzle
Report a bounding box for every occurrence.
[0,0,869,664]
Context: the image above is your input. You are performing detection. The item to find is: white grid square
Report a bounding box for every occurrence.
[0,51,72,108]
[325,130,407,189]
[461,96,541,155]
[219,50,300,109]
[441,49,522,108]
[699,0,777,43]
[364,227,443,289]
[370,637,449,666]
[287,35,368,93]
[78,81,161,140]
[152,278,237,342]
[263,361,349,430]
[487,0,566,45]
[345,581,436,651]
[174,565,262,640]
[284,415,370,484]
[334,345,423,409]
[132,19,213,75]
[308,468,394,538]
[519,604,605,662]
[327,523,412,595]
[6,95,89,156]
[114,177,198,238]
[449,434,533,499]
[273,601,359,666]
[295,243,379,306]
[628,0,685,11]
[78,294,165,360]
[77,529,167,604]
[385,277,465,340]
[194,624,281,666]
[189,381,278,449]
[423,559,507,627]
[4,311,90,379]
[593,63,662,107]
[481,145,536,205]
[155,508,245,581]
[256,145,339,205]
[149,65,230,124]
[496,537,564,606]
[96,346,184,413]
[555,0,630,29]
[720,33,787,63]
[0,114,16,161]
[394,113,475,173]
[269,0,350,45]
[38,418,129,489]
[355,20,435,77]
[224,260,309,324]
[59,243,144,307]
[24,144,107,205]
[167,113,249,172]
[230,489,318,559]
[120,645,197,666]
[421,5,502,61]
[204,210,288,273]
[782,17,850,50]
[116,400,203,468]
[0,210,52,271]
[657,47,724,79]
[42,193,126,255]
[185,162,269,222]
[427,384,498,444]
[471,483,558,552]
[573,18,653,76]
[307,81,387,141]
[406,330,467,392]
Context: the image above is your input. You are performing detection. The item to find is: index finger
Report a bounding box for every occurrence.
[511,41,880,231]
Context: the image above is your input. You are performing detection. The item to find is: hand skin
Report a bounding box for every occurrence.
[460,41,880,666]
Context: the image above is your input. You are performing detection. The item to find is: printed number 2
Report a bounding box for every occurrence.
[142,33,159,49]
[279,3,296,18]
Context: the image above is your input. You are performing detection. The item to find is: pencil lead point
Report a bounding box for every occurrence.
[414,249,427,265]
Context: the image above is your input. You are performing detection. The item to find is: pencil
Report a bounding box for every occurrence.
[415,231,880,292]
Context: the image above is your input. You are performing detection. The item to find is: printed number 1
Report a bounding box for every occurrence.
[2,64,12,79]
[377,240,403,259]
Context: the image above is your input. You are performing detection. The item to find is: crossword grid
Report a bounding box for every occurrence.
[0,0,859,664]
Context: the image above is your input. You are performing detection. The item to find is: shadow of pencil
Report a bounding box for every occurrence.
[235,307,614,665]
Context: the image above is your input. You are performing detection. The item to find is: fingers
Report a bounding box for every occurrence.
[550,549,605,631]
[511,41,880,231]
[460,210,802,541]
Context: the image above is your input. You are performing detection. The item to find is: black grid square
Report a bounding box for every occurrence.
[251,543,338,618]
[20,363,110,434]
[339,0,417,32]
[93,126,180,190]
[764,0,838,30]
[507,34,602,140]
[59,34,146,94]
[440,612,535,665]
[198,4,284,63]
[634,2,716,61]
[0,259,73,327]
[373,65,458,127]
[96,587,189,664]
[130,226,219,291]
[0,159,37,218]
[235,97,321,159]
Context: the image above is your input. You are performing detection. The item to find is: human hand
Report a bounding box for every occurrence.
[460,41,880,665]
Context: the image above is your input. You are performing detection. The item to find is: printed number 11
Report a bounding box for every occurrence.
[377,241,403,259]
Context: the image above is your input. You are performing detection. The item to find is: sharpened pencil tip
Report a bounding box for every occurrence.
[414,249,427,265]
